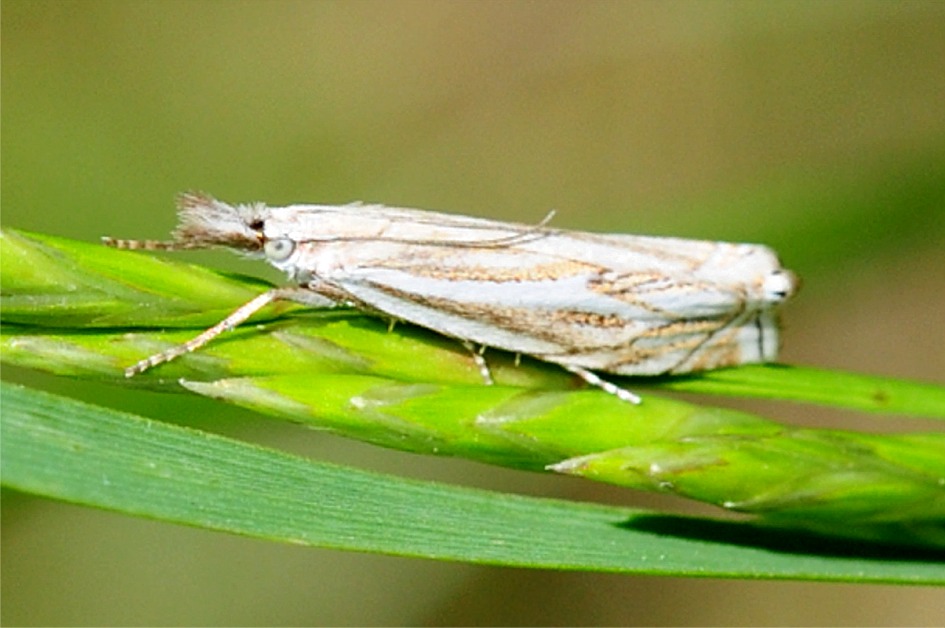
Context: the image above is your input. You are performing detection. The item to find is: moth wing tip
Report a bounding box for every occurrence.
[764,267,800,302]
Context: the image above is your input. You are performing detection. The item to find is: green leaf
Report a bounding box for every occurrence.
[3,228,943,416]
[0,228,278,328]
[3,227,945,543]
[3,382,943,583]
[659,364,945,419]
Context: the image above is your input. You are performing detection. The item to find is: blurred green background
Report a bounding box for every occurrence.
[3,1,944,625]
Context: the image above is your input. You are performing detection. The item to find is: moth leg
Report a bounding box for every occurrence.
[461,340,494,386]
[125,287,324,377]
[562,365,642,405]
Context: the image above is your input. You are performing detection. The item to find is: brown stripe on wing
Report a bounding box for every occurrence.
[588,271,748,318]
[377,252,603,283]
[360,281,642,350]
[562,311,750,375]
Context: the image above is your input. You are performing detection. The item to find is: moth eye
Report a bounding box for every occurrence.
[264,238,295,261]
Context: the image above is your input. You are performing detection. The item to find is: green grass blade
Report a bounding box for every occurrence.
[659,364,945,418]
[2,227,943,417]
[176,373,945,526]
[3,382,943,583]
[3,228,945,532]
[0,227,278,328]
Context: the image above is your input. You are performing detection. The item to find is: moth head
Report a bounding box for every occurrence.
[101,192,267,252]
[171,192,266,252]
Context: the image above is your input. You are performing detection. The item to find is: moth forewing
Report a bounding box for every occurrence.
[104,193,798,403]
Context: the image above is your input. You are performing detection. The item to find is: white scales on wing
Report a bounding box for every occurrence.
[103,193,799,404]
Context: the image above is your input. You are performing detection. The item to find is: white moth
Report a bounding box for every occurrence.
[103,193,798,404]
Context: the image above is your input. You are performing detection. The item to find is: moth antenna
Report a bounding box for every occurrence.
[536,209,556,228]
[101,236,189,251]
[404,209,557,249]
[461,208,556,248]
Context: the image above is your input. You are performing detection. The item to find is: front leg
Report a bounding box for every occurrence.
[125,287,334,377]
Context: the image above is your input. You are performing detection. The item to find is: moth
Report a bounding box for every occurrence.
[103,193,798,403]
